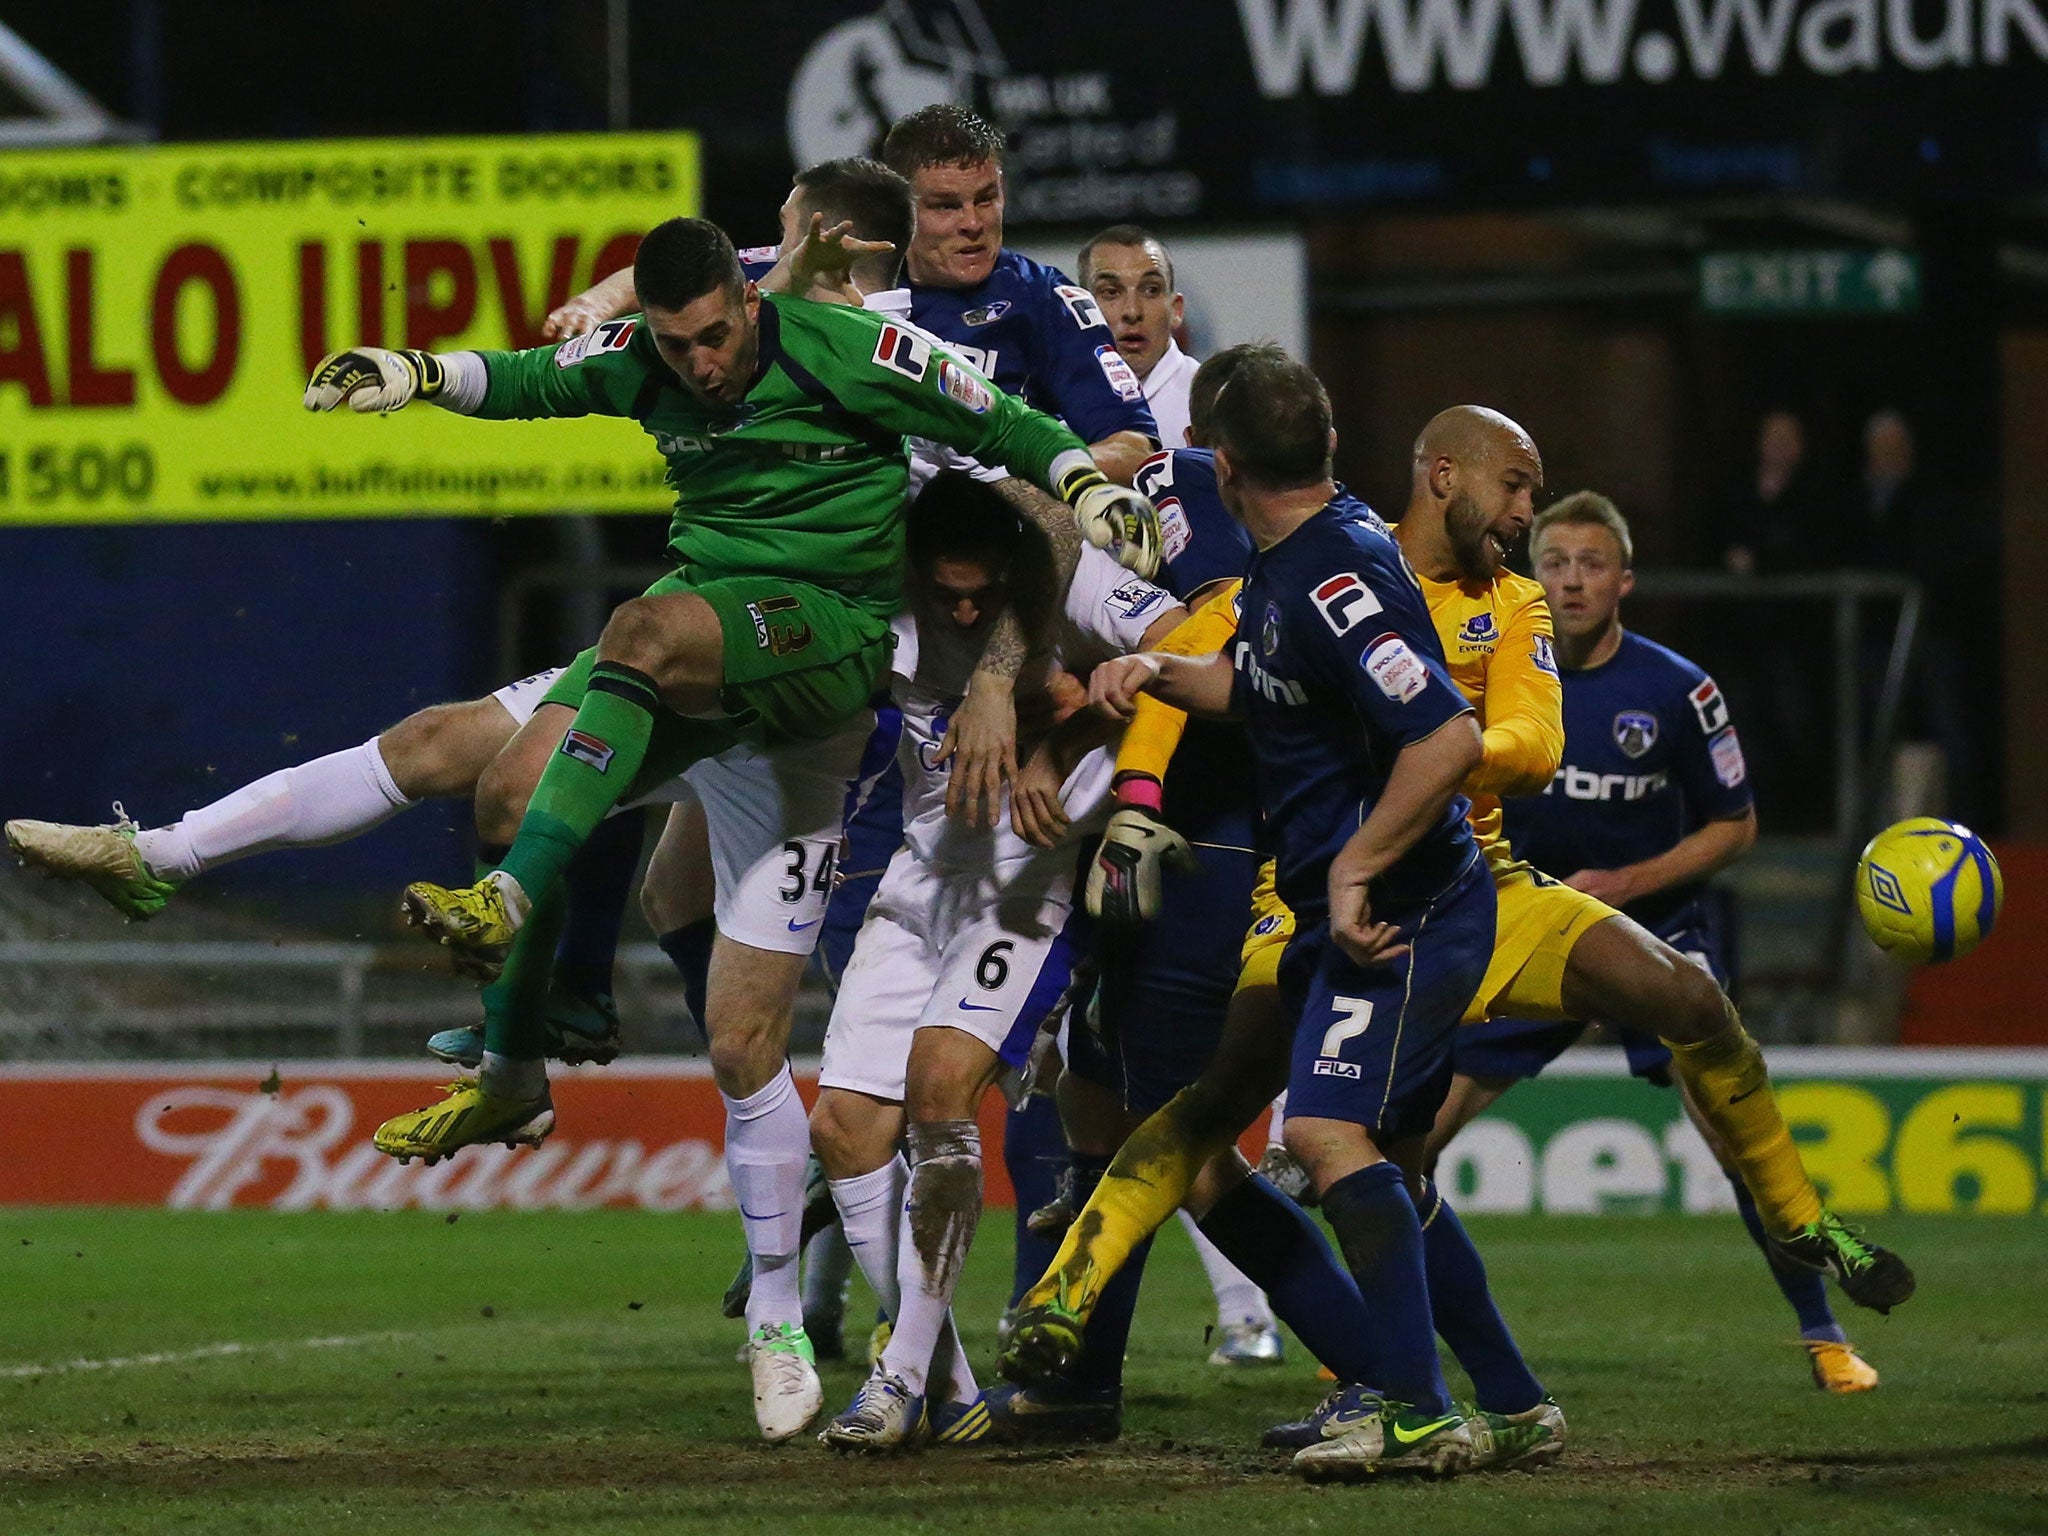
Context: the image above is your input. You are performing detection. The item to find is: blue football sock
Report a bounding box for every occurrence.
[1417,1178,1544,1414]
[553,811,644,1000]
[1729,1169,1843,1341]
[1004,1094,1068,1308]
[1065,1152,1150,1394]
[656,918,715,1039]
[1199,1173,1381,1387]
[1319,1162,1451,1418]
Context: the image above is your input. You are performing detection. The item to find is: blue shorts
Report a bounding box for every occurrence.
[1066,842,1257,1115]
[1281,854,1496,1142]
[1453,909,1731,1085]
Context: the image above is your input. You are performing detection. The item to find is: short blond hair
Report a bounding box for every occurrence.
[1533,490,1633,567]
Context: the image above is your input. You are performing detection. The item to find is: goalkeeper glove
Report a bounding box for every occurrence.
[1086,803,1199,926]
[1053,459,1163,580]
[303,348,449,414]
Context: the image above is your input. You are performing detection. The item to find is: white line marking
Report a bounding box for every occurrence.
[1,1329,415,1379]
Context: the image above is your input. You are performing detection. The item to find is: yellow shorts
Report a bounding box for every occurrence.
[1235,858,1293,993]
[1462,860,1617,1025]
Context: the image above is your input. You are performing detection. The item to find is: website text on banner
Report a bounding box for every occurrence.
[3,1053,2046,1215]
[0,134,698,524]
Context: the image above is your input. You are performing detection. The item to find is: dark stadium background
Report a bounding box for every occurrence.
[0,2,2037,1029]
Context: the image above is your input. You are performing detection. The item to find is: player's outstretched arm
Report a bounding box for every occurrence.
[303,348,486,415]
[1089,650,1234,721]
[1328,715,1484,965]
[543,267,638,340]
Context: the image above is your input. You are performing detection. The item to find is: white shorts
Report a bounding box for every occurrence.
[817,844,1089,1102]
[489,665,869,958]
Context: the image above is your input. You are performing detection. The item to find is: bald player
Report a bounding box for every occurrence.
[1005,399,1916,1462]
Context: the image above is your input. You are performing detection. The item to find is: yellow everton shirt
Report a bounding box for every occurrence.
[1415,567,1565,857]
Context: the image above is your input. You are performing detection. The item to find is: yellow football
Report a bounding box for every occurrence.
[1855,817,2004,965]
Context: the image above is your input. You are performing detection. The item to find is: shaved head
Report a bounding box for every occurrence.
[1405,404,1544,582]
[1412,405,1541,481]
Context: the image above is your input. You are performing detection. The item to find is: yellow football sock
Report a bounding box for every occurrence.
[1661,1012,1823,1238]
[1021,1090,1230,1321]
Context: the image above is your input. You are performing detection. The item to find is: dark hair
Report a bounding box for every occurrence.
[1187,344,1267,447]
[907,471,1024,573]
[634,218,744,312]
[791,158,915,288]
[882,104,1006,177]
[1205,345,1332,491]
[1078,224,1174,289]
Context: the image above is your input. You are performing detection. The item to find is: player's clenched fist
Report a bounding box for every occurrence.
[1087,653,1163,720]
[1086,805,1199,925]
[1073,482,1163,580]
[303,348,447,414]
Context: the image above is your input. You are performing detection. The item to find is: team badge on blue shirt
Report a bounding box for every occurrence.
[1262,601,1283,656]
[960,301,1010,326]
[1613,710,1659,759]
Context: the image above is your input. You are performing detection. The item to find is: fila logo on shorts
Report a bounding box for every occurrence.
[1312,572,1383,635]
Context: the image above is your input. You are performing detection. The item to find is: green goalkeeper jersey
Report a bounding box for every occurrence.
[468,294,1089,621]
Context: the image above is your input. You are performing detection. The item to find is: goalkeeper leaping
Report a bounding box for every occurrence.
[301,216,1160,1167]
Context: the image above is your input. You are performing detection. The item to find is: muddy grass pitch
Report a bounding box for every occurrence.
[4,1209,2043,1535]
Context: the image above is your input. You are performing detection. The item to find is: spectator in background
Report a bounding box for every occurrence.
[1713,410,1832,825]
[1850,409,1986,825]
[1720,410,1827,576]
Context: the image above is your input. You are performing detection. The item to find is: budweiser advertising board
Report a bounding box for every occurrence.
[0,1061,1020,1212]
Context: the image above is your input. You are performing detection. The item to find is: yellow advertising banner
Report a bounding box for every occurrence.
[0,133,698,523]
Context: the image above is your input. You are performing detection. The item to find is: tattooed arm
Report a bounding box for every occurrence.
[936,476,1081,828]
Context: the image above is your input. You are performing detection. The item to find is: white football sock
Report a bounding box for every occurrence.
[724,1065,811,1331]
[831,1157,908,1317]
[1179,1210,1274,1328]
[134,738,413,882]
[835,1157,979,1404]
[881,1120,982,1398]
[480,1051,547,1101]
[1265,1090,1289,1151]
[800,1222,855,1323]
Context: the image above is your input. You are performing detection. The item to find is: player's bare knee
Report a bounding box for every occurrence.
[705,1012,782,1097]
[597,596,673,677]
[1658,955,1731,1046]
[378,700,501,801]
[810,1091,894,1180]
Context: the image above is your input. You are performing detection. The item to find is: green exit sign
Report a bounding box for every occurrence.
[1699,249,1921,317]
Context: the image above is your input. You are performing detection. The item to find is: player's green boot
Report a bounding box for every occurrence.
[5,805,180,920]
[998,1295,1088,1386]
[1768,1211,1915,1313]
[1293,1401,1475,1481]
[1463,1396,1566,1470]
[426,984,623,1070]
[402,873,528,981]
[371,1079,554,1165]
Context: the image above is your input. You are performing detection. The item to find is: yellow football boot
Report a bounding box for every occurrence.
[371,1079,554,1164]
[1803,1339,1879,1393]
[6,804,179,919]
[401,872,528,980]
